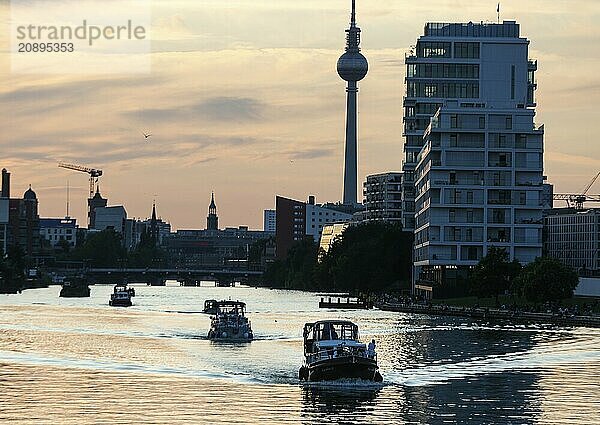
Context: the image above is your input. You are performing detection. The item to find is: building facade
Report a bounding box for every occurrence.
[408,21,543,295]
[363,172,403,224]
[402,21,538,232]
[39,218,78,248]
[305,198,353,241]
[263,209,276,233]
[275,195,353,259]
[7,187,41,259]
[166,226,269,269]
[275,196,307,260]
[0,169,9,254]
[318,222,351,258]
[544,208,600,276]
[94,206,127,234]
[88,188,108,229]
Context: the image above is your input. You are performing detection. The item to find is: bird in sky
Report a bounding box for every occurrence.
[142,131,152,140]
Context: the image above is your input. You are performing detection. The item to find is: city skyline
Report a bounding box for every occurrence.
[2,0,600,230]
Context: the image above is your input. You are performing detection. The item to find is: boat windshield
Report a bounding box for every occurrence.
[313,322,358,341]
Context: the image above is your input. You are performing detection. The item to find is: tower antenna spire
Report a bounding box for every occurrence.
[337,0,368,206]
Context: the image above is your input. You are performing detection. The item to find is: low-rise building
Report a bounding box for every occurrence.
[39,218,78,248]
[165,226,270,269]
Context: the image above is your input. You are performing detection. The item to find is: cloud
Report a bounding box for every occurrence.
[289,148,335,160]
[193,97,264,121]
[124,96,266,124]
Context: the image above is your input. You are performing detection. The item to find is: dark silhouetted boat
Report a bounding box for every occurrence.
[299,320,382,382]
[207,300,253,341]
[59,277,90,298]
[109,284,133,307]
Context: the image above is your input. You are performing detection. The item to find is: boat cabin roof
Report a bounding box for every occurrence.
[303,320,359,343]
[215,300,247,315]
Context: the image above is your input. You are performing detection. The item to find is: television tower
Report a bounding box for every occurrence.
[337,0,368,206]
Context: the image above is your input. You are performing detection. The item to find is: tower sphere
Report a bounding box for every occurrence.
[337,51,368,82]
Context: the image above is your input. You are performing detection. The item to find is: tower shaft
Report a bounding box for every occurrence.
[337,0,367,206]
[343,81,358,205]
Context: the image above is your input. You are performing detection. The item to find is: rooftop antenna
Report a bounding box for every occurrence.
[66,180,70,218]
[351,0,356,26]
[497,3,500,24]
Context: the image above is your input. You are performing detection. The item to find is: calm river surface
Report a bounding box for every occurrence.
[1,284,599,424]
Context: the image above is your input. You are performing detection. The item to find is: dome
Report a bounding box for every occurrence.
[337,51,368,82]
[23,186,37,200]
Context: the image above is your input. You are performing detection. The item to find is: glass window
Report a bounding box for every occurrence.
[454,42,480,59]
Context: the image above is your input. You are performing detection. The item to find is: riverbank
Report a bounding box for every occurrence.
[377,301,600,328]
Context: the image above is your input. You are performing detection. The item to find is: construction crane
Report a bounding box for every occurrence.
[553,171,600,210]
[58,162,103,199]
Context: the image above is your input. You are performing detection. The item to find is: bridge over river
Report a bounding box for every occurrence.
[62,268,263,287]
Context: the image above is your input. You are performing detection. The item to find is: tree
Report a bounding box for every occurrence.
[71,230,127,268]
[264,222,413,294]
[128,228,165,268]
[263,238,317,289]
[56,239,71,254]
[0,246,26,293]
[470,247,521,305]
[514,257,579,303]
[317,222,413,293]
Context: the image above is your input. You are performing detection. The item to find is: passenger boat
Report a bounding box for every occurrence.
[207,300,253,341]
[59,277,90,298]
[299,320,382,382]
[109,284,133,307]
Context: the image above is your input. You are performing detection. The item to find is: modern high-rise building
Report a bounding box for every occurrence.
[403,21,538,231]
[337,0,368,206]
[363,172,403,224]
[406,21,544,297]
[263,209,276,233]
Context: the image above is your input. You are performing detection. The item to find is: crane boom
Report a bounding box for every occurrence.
[58,162,103,198]
[582,171,600,195]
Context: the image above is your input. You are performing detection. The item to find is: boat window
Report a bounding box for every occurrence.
[316,323,358,340]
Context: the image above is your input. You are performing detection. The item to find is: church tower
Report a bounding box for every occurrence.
[207,192,218,231]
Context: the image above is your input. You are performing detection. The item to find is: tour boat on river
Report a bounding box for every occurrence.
[207,300,253,341]
[59,277,90,298]
[109,284,133,307]
[299,320,382,382]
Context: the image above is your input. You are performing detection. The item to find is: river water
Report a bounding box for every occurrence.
[0,284,598,424]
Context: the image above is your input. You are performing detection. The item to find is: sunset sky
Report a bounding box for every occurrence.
[1,0,600,230]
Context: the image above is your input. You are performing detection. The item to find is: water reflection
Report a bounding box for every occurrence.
[0,287,598,424]
[398,372,542,424]
[301,384,382,424]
